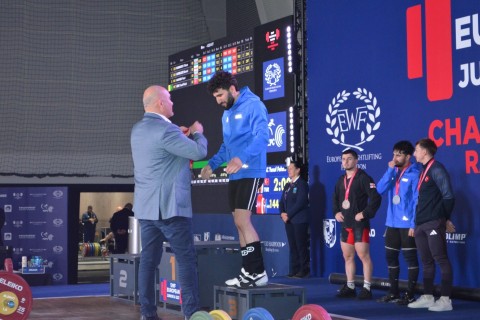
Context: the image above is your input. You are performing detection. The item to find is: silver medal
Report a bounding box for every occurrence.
[342,200,350,209]
[392,195,401,205]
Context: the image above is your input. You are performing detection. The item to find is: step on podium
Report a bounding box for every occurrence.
[157,241,241,314]
[110,254,141,304]
[214,283,305,320]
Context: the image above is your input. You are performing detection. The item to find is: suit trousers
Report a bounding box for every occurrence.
[285,222,309,274]
[138,216,199,317]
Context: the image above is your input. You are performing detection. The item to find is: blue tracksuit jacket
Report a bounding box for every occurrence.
[376,162,421,229]
[208,87,268,180]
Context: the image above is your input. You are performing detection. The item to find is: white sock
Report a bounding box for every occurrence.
[347,281,355,289]
[363,281,371,290]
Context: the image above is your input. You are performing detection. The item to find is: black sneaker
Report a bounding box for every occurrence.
[336,284,356,298]
[377,293,399,303]
[397,291,416,305]
[357,287,373,300]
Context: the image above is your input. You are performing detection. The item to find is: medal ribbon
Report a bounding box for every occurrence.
[417,159,435,191]
[343,169,358,202]
[394,164,410,195]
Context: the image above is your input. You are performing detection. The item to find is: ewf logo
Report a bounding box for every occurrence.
[325,88,381,151]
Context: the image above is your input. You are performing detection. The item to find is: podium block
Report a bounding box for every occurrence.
[214,283,305,320]
[157,241,241,313]
[110,254,141,304]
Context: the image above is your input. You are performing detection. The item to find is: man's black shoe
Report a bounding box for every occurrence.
[376,293,399,303]
[336,284,356,298]
[357,287,373,300]
[397,291,416,305]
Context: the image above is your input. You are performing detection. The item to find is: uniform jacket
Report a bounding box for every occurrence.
[110,207,134,234]
[279,177,310,224]
[376,162,421,229]
[332,169,382,229]
[131,113,207,220]
[208,87,268,180]
[415,159,455,226]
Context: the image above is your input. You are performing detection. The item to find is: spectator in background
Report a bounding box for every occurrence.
[81,205,98,243]
[280,159,310,278]
[109,203,134,254]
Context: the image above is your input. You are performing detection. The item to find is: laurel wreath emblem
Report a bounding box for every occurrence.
[325,88,381,151]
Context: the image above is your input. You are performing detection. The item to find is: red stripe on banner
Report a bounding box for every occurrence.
[425,0,453,101]
[406,5,423,79]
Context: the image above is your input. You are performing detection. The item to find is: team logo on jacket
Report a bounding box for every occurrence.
[323,219,337,248]
[325,88,381,151]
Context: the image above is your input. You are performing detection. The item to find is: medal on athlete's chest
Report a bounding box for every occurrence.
[392,195,401,205]
[342,170,357,210]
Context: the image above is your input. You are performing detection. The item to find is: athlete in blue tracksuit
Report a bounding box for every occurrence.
[201,71,269,288]
[376,141,421,305]
[206,86,268,180]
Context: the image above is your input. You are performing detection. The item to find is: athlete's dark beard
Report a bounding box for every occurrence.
[223,93,235,110]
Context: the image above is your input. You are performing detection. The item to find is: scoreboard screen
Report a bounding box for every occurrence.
[168,16,294,214]
[169,35,254,91]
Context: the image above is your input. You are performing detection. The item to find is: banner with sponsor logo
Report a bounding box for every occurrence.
[0,187,68,284]
[307,0,479,288]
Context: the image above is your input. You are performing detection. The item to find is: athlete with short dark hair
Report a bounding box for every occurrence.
[376,140,420,305]
[333,149,382,300]
[201,71,269,288]
[408,138,455,312]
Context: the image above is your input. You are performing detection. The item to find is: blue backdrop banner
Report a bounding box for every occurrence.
[0,187,68,284]
[307,0,479,288]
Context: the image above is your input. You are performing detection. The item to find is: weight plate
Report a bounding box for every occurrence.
[82,243,89,257]
[242,307,274,320]
[292,304,332,320]
[190,310,213,320]
[0,290,18,315]
[0,272,32,320]
[209,309,232,320]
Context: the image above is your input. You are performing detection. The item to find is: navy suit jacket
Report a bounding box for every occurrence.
[279,177,310,224]
[131,113,207,220]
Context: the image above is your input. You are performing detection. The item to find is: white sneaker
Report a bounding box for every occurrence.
[428,296,453,312]
[225,268,249,287]
[225,268,269,288]
[408,294,434,308]
[241,269,268,288]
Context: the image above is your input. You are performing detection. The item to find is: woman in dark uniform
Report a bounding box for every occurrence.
[280,160,310,278]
